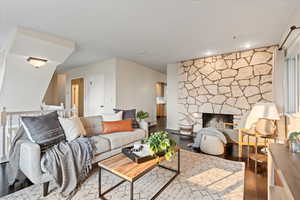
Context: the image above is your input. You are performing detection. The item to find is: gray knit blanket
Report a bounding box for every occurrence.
[41,137,94,198]
[8,127,94,198]
[7,127,28,186]
[192,127,227,148]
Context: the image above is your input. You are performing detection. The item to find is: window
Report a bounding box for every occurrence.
[284,54,300,113]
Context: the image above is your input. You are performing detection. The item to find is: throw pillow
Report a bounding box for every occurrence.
[102,120,133,134]
[80,115,103,136]
[113,109,139,128]
[59,117,87,141]
[21,111,65,152]
[102,111,123,121]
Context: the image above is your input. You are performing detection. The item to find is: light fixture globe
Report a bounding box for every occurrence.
[27,57,48,68]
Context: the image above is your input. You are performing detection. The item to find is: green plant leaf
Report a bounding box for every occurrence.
[146,131,177,160]
[289,132,300,142]
[137,110,150,120]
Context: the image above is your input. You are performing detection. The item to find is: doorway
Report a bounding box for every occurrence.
[156,82,167,118]
[71,78,84,117]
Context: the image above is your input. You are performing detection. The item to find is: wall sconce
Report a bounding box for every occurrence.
[27,57,48,68]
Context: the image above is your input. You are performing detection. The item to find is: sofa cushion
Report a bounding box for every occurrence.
[20,111,65,152]
[102,112,123,122]
[59,117,86,141]
[113,109,139,128]
[80,116,103,136]
[100,129,146,149]
[90,135,111,155]
[102,120,133,134]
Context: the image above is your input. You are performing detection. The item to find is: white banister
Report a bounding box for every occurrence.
[72,104,78,117]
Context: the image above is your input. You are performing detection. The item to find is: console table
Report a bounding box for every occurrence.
[268,144,300,200]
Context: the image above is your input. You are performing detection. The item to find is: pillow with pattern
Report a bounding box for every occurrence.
[113,109,139,128]
[21,111,66,152]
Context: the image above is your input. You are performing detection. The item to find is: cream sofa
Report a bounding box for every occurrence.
[19,115,148,196]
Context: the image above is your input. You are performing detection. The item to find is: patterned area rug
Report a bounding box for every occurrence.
[2,150,244,200]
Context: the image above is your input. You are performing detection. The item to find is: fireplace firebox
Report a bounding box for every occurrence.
[202,113,234,129]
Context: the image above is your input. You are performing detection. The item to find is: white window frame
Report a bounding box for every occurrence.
[284,36,300,114]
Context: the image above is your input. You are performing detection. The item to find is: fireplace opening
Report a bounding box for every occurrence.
[202,113,234,129]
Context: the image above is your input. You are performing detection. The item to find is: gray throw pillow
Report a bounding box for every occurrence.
[113,109,140,128]
[21,111,66,152]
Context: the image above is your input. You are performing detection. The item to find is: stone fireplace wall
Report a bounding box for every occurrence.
[178,46,276,129]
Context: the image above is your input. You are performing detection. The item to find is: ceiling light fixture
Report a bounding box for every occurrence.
[205,51,213,56]
[27,57,48,68]
[244,43,251,49]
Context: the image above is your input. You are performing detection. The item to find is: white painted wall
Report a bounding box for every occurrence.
[56,58,166,118]
[0,28,74,111]
[280,5,300,49]
[63,58,117,115]
[166,63,180,130]
[115,59,166,121]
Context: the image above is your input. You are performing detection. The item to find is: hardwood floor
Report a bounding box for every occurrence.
[0,116,267,199]
[0,163,32,198]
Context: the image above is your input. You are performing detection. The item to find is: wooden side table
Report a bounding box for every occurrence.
[241,129,276,173]
[238,128,269,158]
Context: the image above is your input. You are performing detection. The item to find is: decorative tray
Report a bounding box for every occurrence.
[122,146,164,164]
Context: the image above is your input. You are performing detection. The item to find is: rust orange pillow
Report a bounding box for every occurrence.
[102,120,133,134]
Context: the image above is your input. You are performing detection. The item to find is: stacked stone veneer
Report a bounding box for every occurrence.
[178,46,276,129]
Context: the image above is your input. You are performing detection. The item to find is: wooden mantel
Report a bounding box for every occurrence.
[268,143,300,200]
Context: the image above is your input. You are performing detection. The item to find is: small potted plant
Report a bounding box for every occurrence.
[145,131,176,161]
[288,132,300,153]
[136,110,149,122]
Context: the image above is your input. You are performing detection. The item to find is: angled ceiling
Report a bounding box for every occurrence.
[0,0,299,73]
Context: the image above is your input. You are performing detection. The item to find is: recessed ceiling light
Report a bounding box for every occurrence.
[244,43,251,49]
[205,51,213,56]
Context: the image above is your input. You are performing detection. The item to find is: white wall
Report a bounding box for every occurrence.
[58,58,166,118]
[166,63,180,130]
[116,59,166,120]
[63,58,117,115]
[280,5,300,49]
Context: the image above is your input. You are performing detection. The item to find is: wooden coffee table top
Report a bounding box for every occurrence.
[98,153,165,182]
[99,146,180,182]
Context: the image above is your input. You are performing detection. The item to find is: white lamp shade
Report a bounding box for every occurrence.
[250,103,280,120]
